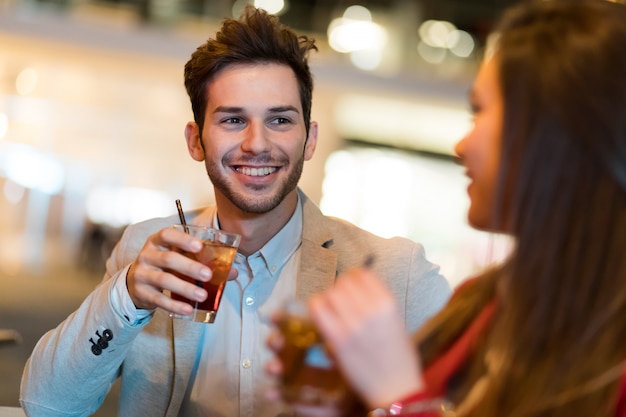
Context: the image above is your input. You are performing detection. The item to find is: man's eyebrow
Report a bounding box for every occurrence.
[213,106,244,114]
[213,105,300,114]
[268,105,300,114]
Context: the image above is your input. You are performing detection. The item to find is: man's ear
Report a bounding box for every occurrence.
[304,121,318,161]
[185,122,205,161]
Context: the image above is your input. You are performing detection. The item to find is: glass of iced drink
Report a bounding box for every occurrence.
[277,299,352,409]
[169,224,240,323]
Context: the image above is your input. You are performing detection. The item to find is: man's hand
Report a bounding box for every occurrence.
[126,227,237,315]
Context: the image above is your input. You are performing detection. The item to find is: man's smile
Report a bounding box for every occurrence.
[233,166,279,176]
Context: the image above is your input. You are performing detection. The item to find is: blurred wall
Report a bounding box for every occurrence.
[0,3,505,286]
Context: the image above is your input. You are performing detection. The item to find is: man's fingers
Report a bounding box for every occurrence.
[156,227,203,253]
[140,247,212,284]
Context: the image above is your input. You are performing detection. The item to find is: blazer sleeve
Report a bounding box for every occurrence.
[19,226,152,417]
[326,216,452,335]
[403,242,452,333]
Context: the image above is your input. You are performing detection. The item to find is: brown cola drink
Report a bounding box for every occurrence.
[169,225,240,323]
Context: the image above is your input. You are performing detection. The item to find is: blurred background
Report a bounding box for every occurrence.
[0,0,515,413]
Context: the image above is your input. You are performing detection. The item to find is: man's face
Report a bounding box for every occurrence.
[185,63,317,214]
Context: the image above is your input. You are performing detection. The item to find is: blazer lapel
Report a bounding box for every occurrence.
[164,318,204,417]
[297,239,337,299]
[296,190,338,300]
[164,205,215,416]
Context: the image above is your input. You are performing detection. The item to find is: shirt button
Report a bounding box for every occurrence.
[271,265,277,272]
[245,297,254,306]
[242,359,251,368]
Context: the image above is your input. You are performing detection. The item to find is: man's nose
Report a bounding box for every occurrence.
[241,120,271,154]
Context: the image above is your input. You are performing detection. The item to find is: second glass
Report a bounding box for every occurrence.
[169,224,241,323]
[277,299,352,409]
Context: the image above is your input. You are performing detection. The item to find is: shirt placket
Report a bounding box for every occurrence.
[238,253,265,417]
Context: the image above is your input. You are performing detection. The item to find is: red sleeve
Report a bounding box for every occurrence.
[389,280,496,416]
[616,372,626,417]
[421,300,497,396]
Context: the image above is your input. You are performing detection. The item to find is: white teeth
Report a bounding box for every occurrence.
[237,166,277,176]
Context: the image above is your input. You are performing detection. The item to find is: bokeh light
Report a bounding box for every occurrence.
[417,20,475,62]
[254,0,287,15]
[0,113,8,140]
[447,30,475,57]
[16,68,39,96]
[328,5,387,55]
[1,143,64,195]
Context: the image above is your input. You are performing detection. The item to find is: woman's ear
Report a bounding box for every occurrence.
[185,122,205,161]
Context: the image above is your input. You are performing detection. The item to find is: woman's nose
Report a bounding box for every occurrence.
[454,134,467,160]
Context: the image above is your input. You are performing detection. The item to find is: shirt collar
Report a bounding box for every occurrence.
[258,195,303,276]
[212,195,303,277]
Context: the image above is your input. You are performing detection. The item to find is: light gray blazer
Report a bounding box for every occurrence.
[20,190,451,417]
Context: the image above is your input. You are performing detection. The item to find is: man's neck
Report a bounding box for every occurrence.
[214,191,299,256]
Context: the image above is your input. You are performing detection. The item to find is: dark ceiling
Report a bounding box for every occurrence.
[32,0,519,48]
[276,0,520,46]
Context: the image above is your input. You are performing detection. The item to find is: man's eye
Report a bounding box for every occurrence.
[270,117,291,125]
[224,117,243,124]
